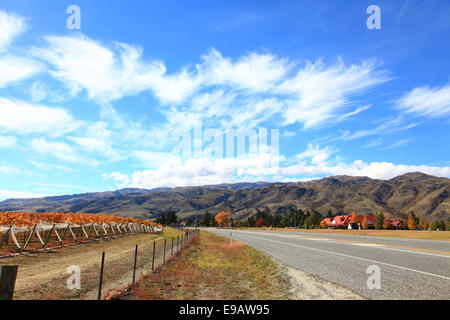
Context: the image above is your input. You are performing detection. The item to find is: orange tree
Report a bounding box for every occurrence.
[351,211,358,223]
[362,216,369,229]
[408,211,417,230]
[215,211,230,227]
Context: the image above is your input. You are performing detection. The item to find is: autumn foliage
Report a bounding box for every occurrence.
[408,211,417,230]
[351,211,358,223]
[0,212,155,228]
[361,216,369,229]
[215,211,230,227]
[255,218,265,227]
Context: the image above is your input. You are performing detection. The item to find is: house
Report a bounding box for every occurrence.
[321,215,404,229]
[321,215,375,229]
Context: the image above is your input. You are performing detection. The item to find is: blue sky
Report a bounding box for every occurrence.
[0,0,449,200]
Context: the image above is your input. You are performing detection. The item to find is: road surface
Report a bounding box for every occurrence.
[208,229,450,300]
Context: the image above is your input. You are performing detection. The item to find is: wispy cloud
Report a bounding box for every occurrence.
[0,10,25,50]
[0,98,81,136]
[382,137,414,150]
[396,83,450,118]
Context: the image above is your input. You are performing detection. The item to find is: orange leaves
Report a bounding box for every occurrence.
[351,211,358,223]
[408,211,417,230]
[215,211,230,227]
[0,212,155,227]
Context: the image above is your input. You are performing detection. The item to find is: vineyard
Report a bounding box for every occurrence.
[0,212,162,257]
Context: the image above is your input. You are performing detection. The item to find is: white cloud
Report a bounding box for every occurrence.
[0,164,19,175]
[382,137,413,150]
[0,98,80,136]
[0,10,25,50]
[0,56,43,87]
[0,190,50,200]
[199,48,292,92]
[35,33,389,131]
[110,152,450,190]
[396,84,450,118]
[102,172,130,189]
[0,135,17,148]
[30,138,89,164]
[0,11,42,87]
[277,59,390,128]
[29,81,49,102]
[35,35,198,104]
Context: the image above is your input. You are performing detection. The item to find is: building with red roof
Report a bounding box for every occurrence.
[321,214,403,229]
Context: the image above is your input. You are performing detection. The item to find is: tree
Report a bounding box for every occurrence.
[326,209,334,219]
[383,219,392,230]
[200,210,213,226]
[256,217,265,228]
[351,211,358,223]
[431,220,445,231]
[422,220,430,230]
[446,220,450,232]
[247,216,256,227]
[320,220,327,228]
[362,216,369,229]
[304,214,320,229]
[215,211,230,227]
[408,211,417,230]
[374,212,384,230]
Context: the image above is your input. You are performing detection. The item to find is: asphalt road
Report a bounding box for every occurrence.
[208,229,450,300]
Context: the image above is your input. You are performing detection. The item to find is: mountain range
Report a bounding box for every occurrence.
[0,172,448,221]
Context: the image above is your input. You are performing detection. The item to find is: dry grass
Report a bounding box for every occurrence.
[238,227,450,241]
[0,228,184,300]
[124,231,290,300]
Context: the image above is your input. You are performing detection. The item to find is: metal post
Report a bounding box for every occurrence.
[0,265,18,300]
[132,244,138,283]
[163,239,166,263]
[152,240,156,271]
[97,252,105,300]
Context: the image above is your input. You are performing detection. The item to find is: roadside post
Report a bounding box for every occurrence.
[132,244,138,283]
[0,265,18,300]
[97,252,105,300]
[152,240,156,271]
[163,239,166,263]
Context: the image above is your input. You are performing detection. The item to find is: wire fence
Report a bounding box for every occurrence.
[0,228,200,300]
[102,228,200,300]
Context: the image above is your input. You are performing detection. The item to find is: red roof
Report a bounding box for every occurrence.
[321,215,403,228]
[321,215,374,227]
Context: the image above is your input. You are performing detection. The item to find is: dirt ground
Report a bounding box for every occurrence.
[0,228,183,300]
[287,267,364,300]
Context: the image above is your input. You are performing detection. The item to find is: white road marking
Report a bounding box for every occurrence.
[220,229,450,258]
[213,230,450,281]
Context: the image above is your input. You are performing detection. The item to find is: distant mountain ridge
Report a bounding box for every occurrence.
[0,172,448,221]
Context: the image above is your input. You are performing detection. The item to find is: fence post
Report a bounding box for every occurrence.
[97,252,105,300]
[132,244,138,283]
[176,235,179,252]
[171,237,174,257]
[152,240,156,271]
[0,265,18,300]
[163,239,166,264]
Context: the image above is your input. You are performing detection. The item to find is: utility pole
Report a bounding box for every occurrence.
[228,215,232,247]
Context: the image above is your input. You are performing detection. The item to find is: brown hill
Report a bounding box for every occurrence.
[0,172,448,221]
